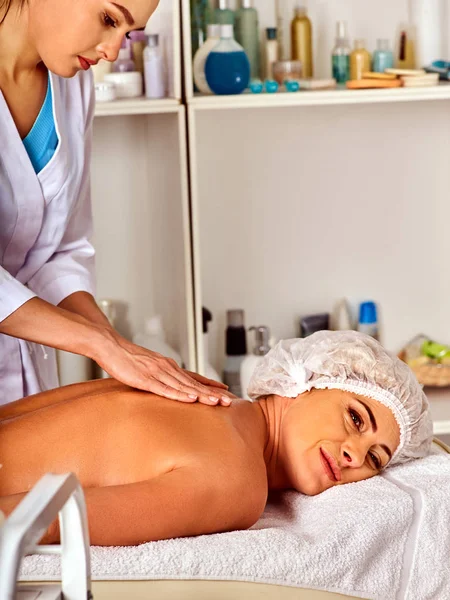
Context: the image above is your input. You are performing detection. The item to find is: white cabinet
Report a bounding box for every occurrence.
[180,0,450,382]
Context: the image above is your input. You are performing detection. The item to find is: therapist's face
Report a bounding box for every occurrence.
[28,0,159,77]
[279,388,400,496]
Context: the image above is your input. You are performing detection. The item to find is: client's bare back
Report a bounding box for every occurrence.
[0,379,267,545]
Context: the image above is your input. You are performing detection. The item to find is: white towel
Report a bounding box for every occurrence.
[19,448,450,600]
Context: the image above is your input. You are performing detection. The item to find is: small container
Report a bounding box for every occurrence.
[264,27,279,80]
[265,79,279,93]
[104,72,143,98]
[240,326,271,400]
[300,313,329,337]
[91,59,113,83]
[144,34,166,98]
[96,299,117,378]
[373,39,394,73]
[223,309,247,397]
[350,39,371,80]
[133,315,183,367]
[249,79,264,93]
[273,60,302,85]
[113,45,136,73]
[332,21,351,84]
[94,81,116,102]
[357,301,379,341]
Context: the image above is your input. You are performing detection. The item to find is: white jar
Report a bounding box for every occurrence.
[94,82,116,102]
[104,72,143,98]
[193,24,221,95]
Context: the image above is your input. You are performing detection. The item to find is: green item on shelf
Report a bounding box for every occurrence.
[421,340,450,361]
[191,0,213,58]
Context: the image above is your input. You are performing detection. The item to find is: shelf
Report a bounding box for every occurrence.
[94,97,180,117]
[189,83,450,111]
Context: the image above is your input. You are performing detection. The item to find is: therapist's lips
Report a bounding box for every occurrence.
[78,56,98,70]
[320,448,341,482]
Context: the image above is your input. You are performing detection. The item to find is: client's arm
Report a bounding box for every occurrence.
[1,465,265,546]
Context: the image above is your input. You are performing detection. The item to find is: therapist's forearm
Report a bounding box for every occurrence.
[58,291,111,329]
[0,296,107,358]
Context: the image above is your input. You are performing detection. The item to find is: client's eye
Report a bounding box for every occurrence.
[369,452,381,470]
[349,409,363,430]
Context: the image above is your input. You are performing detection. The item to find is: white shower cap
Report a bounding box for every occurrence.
[248,330,433,466]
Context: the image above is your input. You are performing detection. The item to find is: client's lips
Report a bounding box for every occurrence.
[320,447,342,482]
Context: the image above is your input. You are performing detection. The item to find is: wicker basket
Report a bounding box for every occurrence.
[400,351,450,387]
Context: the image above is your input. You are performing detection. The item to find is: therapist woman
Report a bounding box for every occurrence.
[0,0,229,406]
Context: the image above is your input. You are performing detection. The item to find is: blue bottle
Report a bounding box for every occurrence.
[373,39,394,73]
[205,24,250,95]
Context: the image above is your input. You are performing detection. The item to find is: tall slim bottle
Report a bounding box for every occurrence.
[214,0,235,26]
[291,5,313,78]
[235,0,260,80]
[331,21,351,84]
[350,39,371,80]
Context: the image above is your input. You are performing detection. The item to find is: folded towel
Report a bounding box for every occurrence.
[19,448,450,600]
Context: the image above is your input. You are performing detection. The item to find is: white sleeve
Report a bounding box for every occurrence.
[0,266,37,322]
[28,72,96,306]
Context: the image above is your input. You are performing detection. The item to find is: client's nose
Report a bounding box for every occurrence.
[341,444,366,468]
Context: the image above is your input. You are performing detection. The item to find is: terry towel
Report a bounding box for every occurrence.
[19,448,450,600]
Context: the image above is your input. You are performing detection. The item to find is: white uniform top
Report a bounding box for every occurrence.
[0,70,96,405]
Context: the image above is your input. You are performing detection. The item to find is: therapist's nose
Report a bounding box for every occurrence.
[98,38,123,63]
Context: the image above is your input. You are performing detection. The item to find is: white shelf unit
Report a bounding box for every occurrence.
[181,0,450,435]
[90,0,195,369]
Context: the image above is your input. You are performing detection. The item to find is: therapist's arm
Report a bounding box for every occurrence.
[58,291,111,328]
[0,297,229,405]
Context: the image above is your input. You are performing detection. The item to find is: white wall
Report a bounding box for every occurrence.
[196,100,450,372]
[91,113,191,365]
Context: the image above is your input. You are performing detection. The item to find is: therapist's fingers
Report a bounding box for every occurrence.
[184,370,228,390]
[160,361,231,405]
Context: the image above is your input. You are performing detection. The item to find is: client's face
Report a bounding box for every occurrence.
[279,389,400,496]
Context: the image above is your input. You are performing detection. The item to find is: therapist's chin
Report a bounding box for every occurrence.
[42,58,83,79]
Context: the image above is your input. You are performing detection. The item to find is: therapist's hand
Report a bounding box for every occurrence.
[94,328,231,406]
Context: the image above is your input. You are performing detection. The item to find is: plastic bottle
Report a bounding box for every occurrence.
[202,307,222,383]
[223,309,247,398]
[410,0,445,67]
[396,25,416,69]
[56,350,94,386]
[264,27,279,80]
[291,6,313,78]
[357,301,379,341]
[144,34,165,99]
[113,44,136,73]
[133,315,183,367]
[331,21,351,84]
[214,0,235,26]
[330,298,353,331]
[350,39,371,80]
[372,39,394,72]
[235,0,260,80]
[205,24,250,95]
[193,24,221,95]
[240,326,271,400]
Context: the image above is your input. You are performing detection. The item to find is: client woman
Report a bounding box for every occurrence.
[0,331,432,546]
